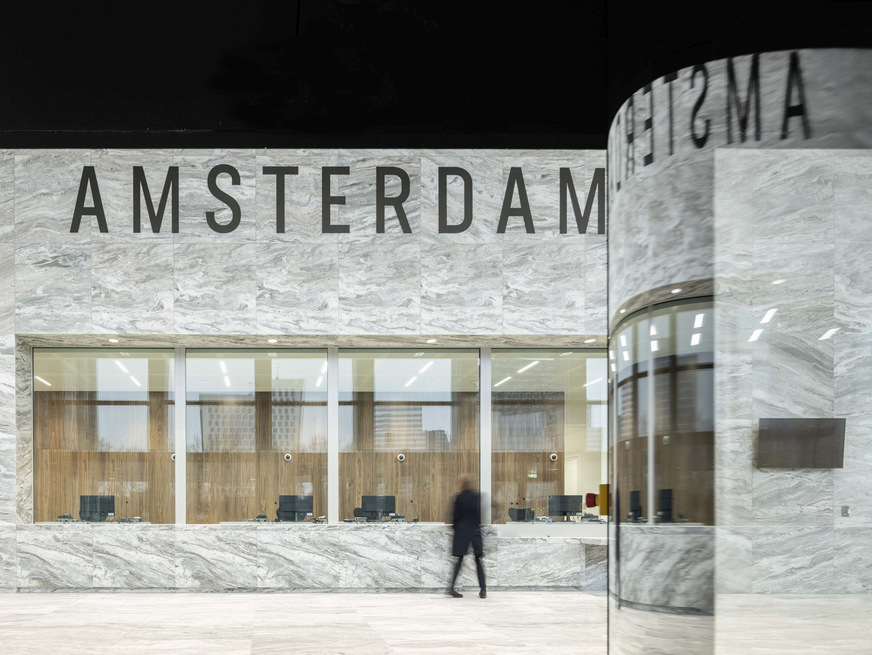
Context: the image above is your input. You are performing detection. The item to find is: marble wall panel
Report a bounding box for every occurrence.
[835,240,872,336]
[336,242,420,334]
[172,243,257,334]
[337,150,422,242]
[492,537,583,588]
[15,243,92,334]
[616,526,714,613]
[833,151,872,247]
[175,526,257,590]
[255,151,338,244]
[751,468,834,526]
[0,243,13,334]
[751,526,834,594]
[582,542,608,592]
[256,242,339,334]
[14,151,91,245]
[420,151,506,245]
[752,152,835,244]
[751,330,834,421]
[92,525,176,589]
[497,152,587,239]
[714,527,753,594]
[832,526,872,593]
[173,150,257,243]
[714,420,754,527]
[14,339,31,525]
[833,417,872,525]
[584,238,608,335]
[502,242,587,334]
[16,525,94,589]
[0,433,13,525]
[256,527,341,589]
[420,244,502,334]
[0,523,15,589]
[89,150,177,242]
[0,152,13,242]
[91,243,175,334]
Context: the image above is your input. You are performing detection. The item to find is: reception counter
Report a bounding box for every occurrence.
[1,522,607,592]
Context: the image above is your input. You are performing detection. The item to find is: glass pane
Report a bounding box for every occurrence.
[338,349,479,522]
[491,350,607,524]
[33,348,175,524]
[185,349,327,523]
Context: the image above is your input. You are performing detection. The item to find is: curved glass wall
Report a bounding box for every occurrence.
[491,349,608,524]
[33,348,175,523]
[338,349,479,523]
[185,349,328,523]
[611,299,714,527]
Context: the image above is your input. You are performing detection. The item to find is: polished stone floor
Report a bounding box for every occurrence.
[0,590,607,654]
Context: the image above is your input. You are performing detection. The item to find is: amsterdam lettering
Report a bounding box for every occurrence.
[70,165,606,235]
[609,50,811,194]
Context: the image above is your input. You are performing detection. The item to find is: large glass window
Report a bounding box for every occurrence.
[338,350,479,522]
[33,348,175,523]
[186,350,327,523]
[491,350,608,524]
[611,299,714,526]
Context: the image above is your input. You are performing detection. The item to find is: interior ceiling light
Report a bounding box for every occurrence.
[494,376,511,387]
[584,338,596,343]
[694,313,705,329]
[772,279,786,285]
[268,338,277,344]
[108,338,119,343]
[517,361,539,373]
[761,309,778,324]
[748,329,763,342]
[671,288,682,294]
[426,339,437,344]
[819,328,839,341]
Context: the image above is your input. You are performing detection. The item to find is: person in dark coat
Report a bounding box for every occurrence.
[447,473,486,598]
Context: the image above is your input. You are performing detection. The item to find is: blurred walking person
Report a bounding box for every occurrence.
[446,473,486,598]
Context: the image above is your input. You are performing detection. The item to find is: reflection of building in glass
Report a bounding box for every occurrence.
[374,405,424,450]
[271,388,304,450]
[492,391,564,452]
[199,398,256,452]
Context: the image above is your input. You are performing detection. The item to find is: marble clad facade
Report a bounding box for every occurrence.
[0,149,608,592]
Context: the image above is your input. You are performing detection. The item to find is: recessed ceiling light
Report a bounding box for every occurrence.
[691,333,701,346]
[560,352,573,357]
[671,288,682,294]
[772,279,786,285]
[760,309,778,324]
[494,376,511,388]
[748,329,763,342]
[694,313,705,329]
[414,352,424,357]
[108,338,119,343]
[584,338,596,343]
[426,339,437,344]
[517,361,539,373]
[34,376,52,387]
[620,309,626,314]
[267,338,277,344]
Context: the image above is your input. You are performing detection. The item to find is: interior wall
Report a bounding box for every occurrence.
[714,148,872,595]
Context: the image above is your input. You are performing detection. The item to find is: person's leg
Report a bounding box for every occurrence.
[447,556,464,597]
[474,553,486,598]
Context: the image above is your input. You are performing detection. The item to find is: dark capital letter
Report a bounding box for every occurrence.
[322,166,350,234]
[438,167,473,234]
[642,83,654,166]
[497,167,534,234]
[726,54,761,143]
[781,51,811,140]
[560,167,605,235]
[690,64,710,149]
[206,165,242,233]
[262,166,299,233]
[376,166,412,233]
[625,97,635,178]
[663,71,678,155]
[133,166,179,233]
[71,166,108,233]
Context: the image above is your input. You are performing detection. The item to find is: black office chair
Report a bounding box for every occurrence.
[508,507,534,522]
[353,507,366,520]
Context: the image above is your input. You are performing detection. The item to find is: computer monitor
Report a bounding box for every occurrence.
[361,495,396,521]
[80,495,115,522]
[657,488,673,523]
[508,507,534,522]
[277,495,314,522]
[628,490,642,522]
[548,495,584,520]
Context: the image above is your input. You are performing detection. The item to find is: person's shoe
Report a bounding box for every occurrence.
[479,590,487,599]
[447,589,463,598]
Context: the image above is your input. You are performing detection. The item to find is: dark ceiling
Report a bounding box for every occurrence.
[1,1,870,149]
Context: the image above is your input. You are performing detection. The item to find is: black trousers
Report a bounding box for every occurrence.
[449,553,486,591]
